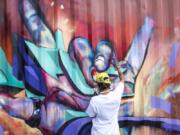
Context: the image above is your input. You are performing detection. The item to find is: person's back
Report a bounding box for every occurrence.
[86,62,124,135]
[86,82,124,135]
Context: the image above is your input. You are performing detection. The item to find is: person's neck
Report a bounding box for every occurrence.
[100,88,110,95]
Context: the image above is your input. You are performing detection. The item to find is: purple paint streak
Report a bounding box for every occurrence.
[0,125,3,135]
[60,116,180,135]
[151,96,171,114]
[166,86,176,97]
[169,42,180,68]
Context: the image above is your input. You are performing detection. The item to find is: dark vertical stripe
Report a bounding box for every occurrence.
[87,0,92,42]
[104,0,109,38]
[120,0,126,59]
[70,0,75,37]
[167,0,174,39]
[137,0,142,23]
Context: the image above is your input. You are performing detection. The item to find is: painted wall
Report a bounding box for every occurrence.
[0,0,180,135]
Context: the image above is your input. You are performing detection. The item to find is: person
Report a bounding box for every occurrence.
[86,64,124,135]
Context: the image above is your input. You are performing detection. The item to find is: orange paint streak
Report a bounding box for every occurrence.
[159,72,180,93]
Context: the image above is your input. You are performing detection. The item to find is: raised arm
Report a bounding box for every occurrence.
[114,60,125,82]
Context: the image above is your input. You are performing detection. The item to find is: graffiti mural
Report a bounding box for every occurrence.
[0,0,180,135]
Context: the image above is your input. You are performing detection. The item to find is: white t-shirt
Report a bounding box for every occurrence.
[86,82,124,135]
